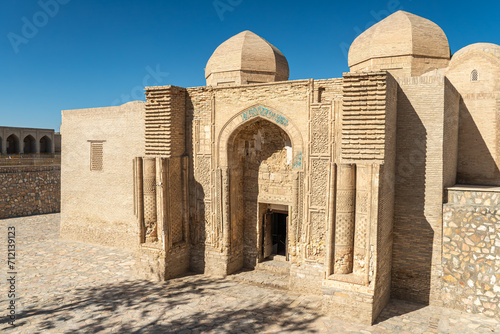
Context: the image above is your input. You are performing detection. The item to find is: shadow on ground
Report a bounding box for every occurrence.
[374,299,427,324]
[3,275,321,333]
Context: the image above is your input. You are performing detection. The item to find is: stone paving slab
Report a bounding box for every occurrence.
[229,269,291,290]
[1,214,499,333]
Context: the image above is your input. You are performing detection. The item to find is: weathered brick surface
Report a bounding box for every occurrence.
[0,165,60,219]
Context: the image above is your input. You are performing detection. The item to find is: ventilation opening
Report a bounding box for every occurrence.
[471,69,479,82]
[89,141,104,171]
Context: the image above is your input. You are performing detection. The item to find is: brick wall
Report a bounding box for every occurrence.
[446,50,500,186]
[60,101,145,250]
[392,75,460,304]
[0,165,60,219]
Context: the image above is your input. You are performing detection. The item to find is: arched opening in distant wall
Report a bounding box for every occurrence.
[23,135,37,154]
[6,134,20,154]
[0,137,3,154]
[39,136,53,154]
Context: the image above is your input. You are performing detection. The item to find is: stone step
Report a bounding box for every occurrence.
[229,269,290,291]
[255,258,291,275]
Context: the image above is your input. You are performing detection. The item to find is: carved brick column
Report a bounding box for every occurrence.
[142,158,158,243]
[353,165,372,276]
[134,85,190,281]
[323,72,397,325]
[221,166,231,249]
[334,164,356,274]
[290,171,300,259]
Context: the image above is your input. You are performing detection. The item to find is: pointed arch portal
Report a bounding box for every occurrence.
[216,105,304,272]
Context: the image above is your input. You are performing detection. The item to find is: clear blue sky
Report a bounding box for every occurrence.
[1,0,499,131]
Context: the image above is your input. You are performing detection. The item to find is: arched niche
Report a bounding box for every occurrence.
[6,134,20,154]
[40,135,53,154]
[23,135,37,154]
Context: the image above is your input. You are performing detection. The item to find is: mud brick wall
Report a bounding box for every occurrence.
[392,75,460,304]
[442,188,500,318]
[0,166,60,219]
[60,101,145,250]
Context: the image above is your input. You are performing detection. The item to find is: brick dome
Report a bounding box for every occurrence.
[205,31,289,86]
[451,43,500,63]
[348,11,450,68]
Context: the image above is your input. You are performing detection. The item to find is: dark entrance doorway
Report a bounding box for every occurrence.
[6,135,20,154]
[262,209,288,259]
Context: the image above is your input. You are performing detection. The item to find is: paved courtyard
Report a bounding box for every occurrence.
[1,214,499,333]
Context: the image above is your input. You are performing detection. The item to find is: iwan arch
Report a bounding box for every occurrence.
[61,11,500,324]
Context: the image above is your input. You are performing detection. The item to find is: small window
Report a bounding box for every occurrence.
[318,87,326,103]
[471,69,479,82]
[89,141,104,171]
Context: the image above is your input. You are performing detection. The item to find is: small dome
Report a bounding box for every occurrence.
[348,11,450,68]
[451,43,500,62]
[205,31,289,86]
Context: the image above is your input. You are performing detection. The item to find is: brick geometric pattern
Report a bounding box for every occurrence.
[310,159,329,208]
[354,215,367,250]
[311,106,330,155]
[334,165,356,274]
[356,191,368,214]
[145,86,186,157]
[336,190,355,212]
[341,72,388,162]
[196,155,212,200]
[335,213,355,246]
[296,171,304,242]
[142,159,157,227]
[169,159,184,244]
[143,177,156,194]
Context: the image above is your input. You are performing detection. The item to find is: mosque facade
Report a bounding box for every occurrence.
[60,11,500,323]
